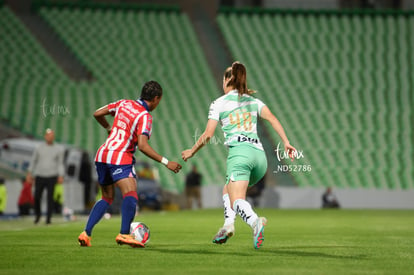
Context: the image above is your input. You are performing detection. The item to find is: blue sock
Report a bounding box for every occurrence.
[120,194,138,234]
[85,199,110,236]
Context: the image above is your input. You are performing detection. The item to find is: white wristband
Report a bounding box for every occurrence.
[106,125,111,131]
[161,157,169,166]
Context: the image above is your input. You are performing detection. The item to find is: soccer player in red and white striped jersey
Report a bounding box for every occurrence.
[95,98,153,165]
[78,81,182,248]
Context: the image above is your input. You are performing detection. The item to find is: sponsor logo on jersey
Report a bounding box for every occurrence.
[113,168,123,175]
[237,135,258,144]
[117,120,127,130]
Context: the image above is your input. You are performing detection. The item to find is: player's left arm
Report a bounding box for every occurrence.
[182,119,218,161]
[260,105,296,160]
[137,135,182,173]
[93,105,112,134]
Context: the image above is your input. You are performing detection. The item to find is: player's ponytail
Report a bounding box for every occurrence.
[226,61,256,96]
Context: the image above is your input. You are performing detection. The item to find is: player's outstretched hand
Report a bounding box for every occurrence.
[285,143,296,161]
[167,161,182,173]
[181,149,193,162]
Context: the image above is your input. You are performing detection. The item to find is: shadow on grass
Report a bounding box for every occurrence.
[148,244,367,260]
[268,246,368,260]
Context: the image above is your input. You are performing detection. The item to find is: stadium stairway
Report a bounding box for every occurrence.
[9,5,92,81]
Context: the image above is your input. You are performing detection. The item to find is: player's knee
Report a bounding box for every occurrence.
[123,190,138,200]
[102,196,113,205]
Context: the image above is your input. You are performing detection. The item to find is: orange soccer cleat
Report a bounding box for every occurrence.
[78,231,92,247]
[115,234,145,248]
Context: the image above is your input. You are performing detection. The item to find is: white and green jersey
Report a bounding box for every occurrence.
[208,90,265,151]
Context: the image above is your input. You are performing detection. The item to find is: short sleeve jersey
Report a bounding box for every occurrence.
[208,90,265,151]
[95,99,153,165]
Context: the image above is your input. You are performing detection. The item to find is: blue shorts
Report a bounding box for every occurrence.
[95,162,136,186]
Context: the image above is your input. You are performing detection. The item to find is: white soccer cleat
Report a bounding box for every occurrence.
[212,224,235,244]
[252,217,267,249]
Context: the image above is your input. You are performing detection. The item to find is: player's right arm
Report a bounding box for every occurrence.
[182,100,219,161]
[181,119,218,161]
[93,105,112,134]
[137,135,182,173]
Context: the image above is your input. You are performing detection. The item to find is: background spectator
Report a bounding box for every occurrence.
[185,165,202,209]
[27,128,65,224]
[53,181,64,214]
[322,187,340,209]
[0,178,7,215]
[246,176,265,207]
[18,177,34,216]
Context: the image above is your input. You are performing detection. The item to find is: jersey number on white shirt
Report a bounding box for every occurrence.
[229,110,253,132]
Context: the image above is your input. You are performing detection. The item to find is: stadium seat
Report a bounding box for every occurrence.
[217,9,413,190]
[0,4,226,191]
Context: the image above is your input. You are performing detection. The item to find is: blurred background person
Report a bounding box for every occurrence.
[79,151,93,213]
[18,177,34,216]
[246,175,265,207]
[185,164,202,209]
[322,187,340,209]
[138,162,155,180]
[0,178,7,215]
[27,128,65,224]
[53,181,64,214]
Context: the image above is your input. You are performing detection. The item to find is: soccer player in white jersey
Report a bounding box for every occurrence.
[78,81,182,248]
[182,62,296,249]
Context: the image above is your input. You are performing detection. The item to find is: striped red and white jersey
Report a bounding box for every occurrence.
[95,99,153,165]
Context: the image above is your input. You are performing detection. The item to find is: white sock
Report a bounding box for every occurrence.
[233,199,258,228]
[223,194,236,227]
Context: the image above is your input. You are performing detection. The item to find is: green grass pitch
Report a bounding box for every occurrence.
[0,209,413,274]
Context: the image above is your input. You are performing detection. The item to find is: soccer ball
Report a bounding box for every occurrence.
[130,222,150,244]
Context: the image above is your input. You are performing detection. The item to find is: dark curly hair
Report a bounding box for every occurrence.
[140,80,163,101]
